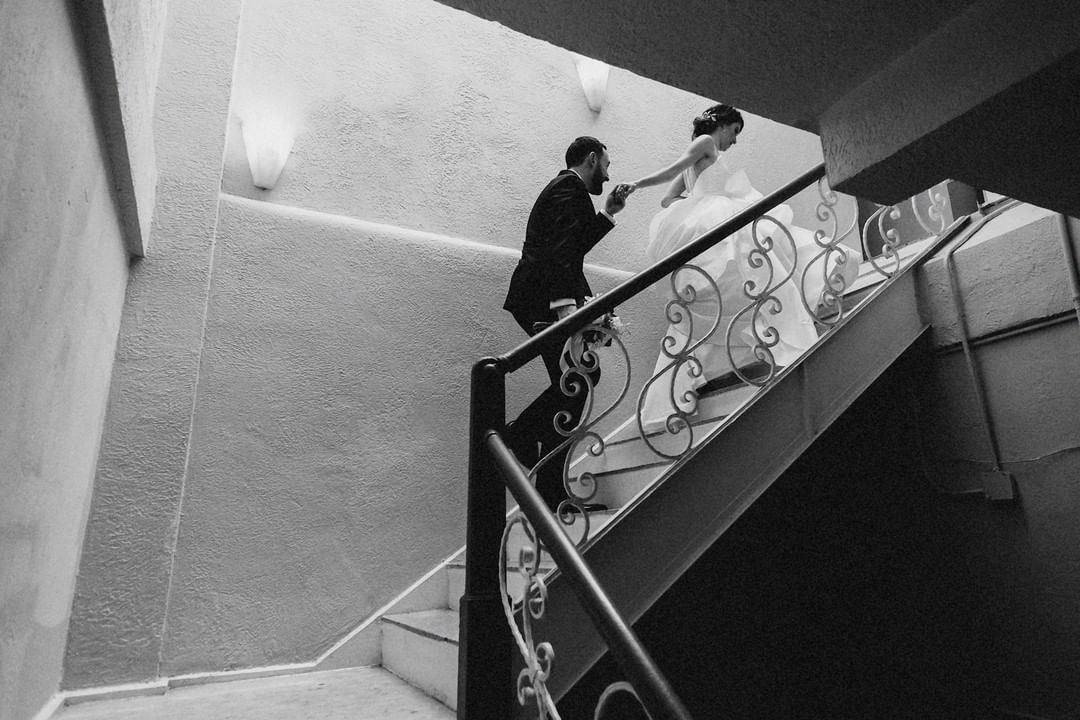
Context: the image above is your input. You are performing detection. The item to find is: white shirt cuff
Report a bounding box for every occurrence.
[600,209,616,224]
[549,298,576,310]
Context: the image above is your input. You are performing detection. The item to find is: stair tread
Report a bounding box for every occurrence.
[571,384,758,475]
[383,609,459,643]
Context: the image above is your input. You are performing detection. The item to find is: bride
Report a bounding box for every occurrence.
[624,104,858,429]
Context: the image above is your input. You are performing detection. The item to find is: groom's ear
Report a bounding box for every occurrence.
[586,151,597,167]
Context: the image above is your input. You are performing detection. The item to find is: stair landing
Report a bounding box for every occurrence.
[53,667,454,720]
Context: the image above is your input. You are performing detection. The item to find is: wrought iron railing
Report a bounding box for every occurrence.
[459,163,966,719]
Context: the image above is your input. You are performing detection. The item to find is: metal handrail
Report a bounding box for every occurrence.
[459,163,829,719]
[943,199,1022,478]
[487,430,694,720]
[498,163,827,374]
[1058,213,1080,334]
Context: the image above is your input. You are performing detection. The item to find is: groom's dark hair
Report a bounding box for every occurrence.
[565,136,606,168]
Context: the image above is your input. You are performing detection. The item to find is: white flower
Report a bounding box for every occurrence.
[579,294,629,343]
[604,313,630,338]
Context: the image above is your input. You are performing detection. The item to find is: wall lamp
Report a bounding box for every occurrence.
[573,53,610,113]
[241,115,294,190]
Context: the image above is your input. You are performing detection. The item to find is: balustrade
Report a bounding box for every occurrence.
[461,165,966,720]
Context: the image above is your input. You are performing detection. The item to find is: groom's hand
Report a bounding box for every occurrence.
[605,184,630,214]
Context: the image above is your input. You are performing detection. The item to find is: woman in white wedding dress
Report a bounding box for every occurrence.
[624,104,858,429]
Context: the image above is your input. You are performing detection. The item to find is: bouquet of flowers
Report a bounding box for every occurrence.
[581,296,630,347]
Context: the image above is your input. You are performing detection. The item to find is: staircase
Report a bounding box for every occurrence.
[372,392,762,714]
[376,506,622,712]
[526,266,933,706]
[368,236,940,714]
[379,278,917,708]
[53,234,950,719]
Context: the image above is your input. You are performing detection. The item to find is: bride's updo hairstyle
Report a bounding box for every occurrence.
[691,104,743,138]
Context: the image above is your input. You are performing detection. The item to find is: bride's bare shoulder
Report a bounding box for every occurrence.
[687,134,716,155]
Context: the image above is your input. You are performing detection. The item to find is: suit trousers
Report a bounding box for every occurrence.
[506,313,601,512]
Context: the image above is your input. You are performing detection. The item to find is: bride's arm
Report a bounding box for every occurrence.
[629,135,714,191]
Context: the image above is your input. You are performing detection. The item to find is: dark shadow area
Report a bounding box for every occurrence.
[564,341,1080,720]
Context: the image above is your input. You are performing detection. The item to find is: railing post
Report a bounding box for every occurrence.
[457,357,513,719]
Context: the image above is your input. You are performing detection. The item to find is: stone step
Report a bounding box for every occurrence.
[445,559,557,612]
[589,465,671,510]
[381,609,459,711]
[571,384,758,479]
[609,381,759,444]
[380,383,755,712]
[377,384,759,712]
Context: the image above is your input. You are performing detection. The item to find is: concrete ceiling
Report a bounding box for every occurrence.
[432,0,1080,217]
[428,0,970,132]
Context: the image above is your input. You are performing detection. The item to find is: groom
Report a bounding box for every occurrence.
[503,136,630,512]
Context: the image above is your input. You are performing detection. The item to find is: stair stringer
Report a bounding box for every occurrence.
[513,268,931,710]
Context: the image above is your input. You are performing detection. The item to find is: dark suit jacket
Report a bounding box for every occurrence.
[503,170,615,327]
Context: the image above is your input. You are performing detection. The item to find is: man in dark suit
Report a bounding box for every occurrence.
[503,136,629,512]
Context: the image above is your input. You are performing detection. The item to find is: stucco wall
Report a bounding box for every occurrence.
[64,0,244,691]
[220,0,842,273]
[64,0,850,687]
[154,196,670,673]
[917,208,1080,489]
[103,0,169,249]
[0,1,130,717]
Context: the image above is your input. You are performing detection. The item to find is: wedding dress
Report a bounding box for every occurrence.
[639,157,858,429]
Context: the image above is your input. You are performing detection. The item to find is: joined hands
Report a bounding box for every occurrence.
[605,183,636,214]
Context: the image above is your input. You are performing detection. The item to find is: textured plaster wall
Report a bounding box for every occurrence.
[102,0,169,248]
[426,0,971,134]
[64,0,244,690]
[220,0,841,274]
[140,0,831,679]
[927,324,1080,468]
[916,208,1080,483]
[70,0,169,255]
[65,0,844,686]
[428,0,1080,218]
[157,196,669,672]
[920,207,1079,347]
[0,1,130,717]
